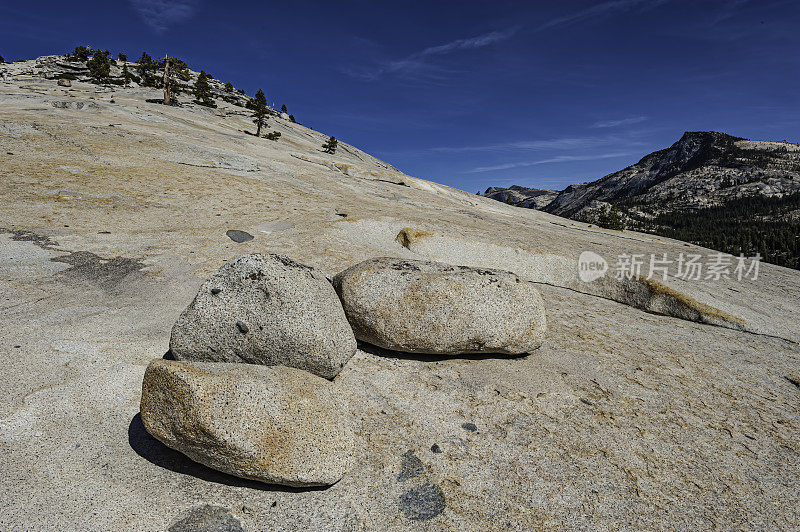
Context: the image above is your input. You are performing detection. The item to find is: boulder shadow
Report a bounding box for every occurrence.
[127,413,328,493]
[357,341,531,362]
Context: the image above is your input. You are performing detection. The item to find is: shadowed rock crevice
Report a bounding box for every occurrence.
[357,341,530,362]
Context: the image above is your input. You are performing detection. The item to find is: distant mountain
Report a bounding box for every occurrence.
[483,132,800,268]
[544,131,800,217]
[483,185,558,209]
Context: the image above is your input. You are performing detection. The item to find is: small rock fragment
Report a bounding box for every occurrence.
[235,320,248,333]
[461,422,478,432]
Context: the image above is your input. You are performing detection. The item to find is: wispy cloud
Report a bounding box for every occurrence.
[433,135,636,153]
[536,0,672,32]
[416,27,520,57]
[468,152,632,173]
[129,0,199,33]
[344,27,519,81]
[591,116,648,128]
[711,0,751,25]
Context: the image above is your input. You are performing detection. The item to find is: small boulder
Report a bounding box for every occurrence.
[57,78,71,87]
[170,254,356,378]
[333,257,546,355]
[140,359,354,487]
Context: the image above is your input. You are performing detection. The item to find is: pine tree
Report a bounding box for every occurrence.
[289,114,296,123]
[118,52,127,62]
[155,56,189,102]
[137,52,156,86]
[224,82,234,92]
[193,70,216,107]
[162,57,171,105]
[596,204,625,230]
[72,46,92,62]
[252,89,269,136]
[86,50,111,83]
[281,104,288,114]
[121,63,133,85]
[322,136,338,154]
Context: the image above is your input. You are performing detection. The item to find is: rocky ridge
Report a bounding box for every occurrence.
[483,185,558,210]
[483,131,800,268]
[543,131,800,217]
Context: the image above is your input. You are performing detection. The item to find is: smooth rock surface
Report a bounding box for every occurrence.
[170,253,356,378]
[333,257,547,355]
[2,58,800,531]
[140,359,354,487]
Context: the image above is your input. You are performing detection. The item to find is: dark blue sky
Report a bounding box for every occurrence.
[3,1,799,192]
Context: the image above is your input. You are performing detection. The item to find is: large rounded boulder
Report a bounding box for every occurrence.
[169,253,356,379]
[140,359,354,487]
[332,257,547,355]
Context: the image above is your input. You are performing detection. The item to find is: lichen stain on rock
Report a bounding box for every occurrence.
[640,276,746,326]
[168,504,244,532]
[397,450,424,482]
[399,482,446,521]
[226,229,254,243]
[1,228,60,250]
[396,228,434,249]
[51,250,145,289]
